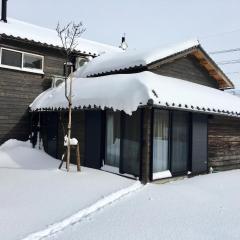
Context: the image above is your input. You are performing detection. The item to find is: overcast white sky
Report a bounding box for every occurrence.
[7,0,240,87]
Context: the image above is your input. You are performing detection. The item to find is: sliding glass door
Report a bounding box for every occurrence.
[152,110,169,175]
[105,111,121,169]
[121,111,141,177]
[171,111,190,175]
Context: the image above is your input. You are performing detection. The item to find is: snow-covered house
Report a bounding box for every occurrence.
[0,0,121,144]
[30,39,240,182]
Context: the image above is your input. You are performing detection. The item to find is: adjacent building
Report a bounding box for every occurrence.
[0,0,120,144]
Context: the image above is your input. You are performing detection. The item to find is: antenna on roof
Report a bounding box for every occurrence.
[1,0,7,23]
[119,33,128,50]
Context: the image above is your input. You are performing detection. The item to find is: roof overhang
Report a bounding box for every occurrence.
[30,72,240,117]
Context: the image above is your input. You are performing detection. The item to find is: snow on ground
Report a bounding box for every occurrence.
[47,170,240,240]
[0,140,135,240]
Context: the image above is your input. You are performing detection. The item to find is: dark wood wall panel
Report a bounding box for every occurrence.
[0,39,67,144]
[151,56,219,88]
[208,116,240,171]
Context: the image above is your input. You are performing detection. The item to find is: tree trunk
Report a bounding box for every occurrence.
[66,66,73,171]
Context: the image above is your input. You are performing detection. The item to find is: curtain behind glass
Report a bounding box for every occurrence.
[153,110,169,173]
[121,110,141,176]
[105,111,121,168]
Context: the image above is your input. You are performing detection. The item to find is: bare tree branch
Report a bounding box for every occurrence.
[56,21,85,172]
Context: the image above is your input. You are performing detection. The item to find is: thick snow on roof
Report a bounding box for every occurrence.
[0,18,121,55]
[30,71,240,117]
[75,39,200,77]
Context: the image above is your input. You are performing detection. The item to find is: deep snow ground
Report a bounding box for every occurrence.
[48,170,240,240]
[0,140,134,240]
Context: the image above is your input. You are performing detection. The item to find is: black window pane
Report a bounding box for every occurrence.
[23,54,42,70]
[1,49,22,67]
[171,111,190,174]
[121,110,141,177]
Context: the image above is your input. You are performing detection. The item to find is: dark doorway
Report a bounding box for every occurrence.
[171,111,190,175]
[46,113,58,158]
[85,111,103,169]
[191,113,208,174]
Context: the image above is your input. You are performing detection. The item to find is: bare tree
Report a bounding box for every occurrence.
[56,22,85,171]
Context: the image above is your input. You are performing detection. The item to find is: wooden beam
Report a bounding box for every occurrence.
[140,107,152,183]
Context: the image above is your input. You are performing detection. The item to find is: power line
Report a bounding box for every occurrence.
[217,59,240,65]
[210,48,240,55]
[225,71,240,75]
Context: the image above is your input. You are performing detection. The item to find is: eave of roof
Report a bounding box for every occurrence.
[0,34,98,56]
[75,40,233,90]
[0,18,121,56]
[29,71,240,118]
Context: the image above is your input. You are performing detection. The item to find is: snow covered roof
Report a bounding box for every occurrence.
[76,40,200,77]
[75,39,233,89]
[30,71,240,117]
[0,18,122,56]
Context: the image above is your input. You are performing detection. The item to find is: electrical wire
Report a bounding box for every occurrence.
[210,48,240,55]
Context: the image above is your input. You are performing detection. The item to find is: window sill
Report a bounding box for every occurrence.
[0,64,44,75]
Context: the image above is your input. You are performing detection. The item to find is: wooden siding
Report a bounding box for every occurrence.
[208,116,240,171]
[0,38,70,144]
[151,55,219,89]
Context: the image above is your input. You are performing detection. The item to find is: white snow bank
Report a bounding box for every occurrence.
[30,71,240,117]
[0,140,135,240]
[75,39,199,77]
[0,139,31,150]
[0,18,121,55]
[22,181,142,240]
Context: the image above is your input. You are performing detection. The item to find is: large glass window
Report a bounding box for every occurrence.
[1,49,22,68]
[105,111,121,168]
[121,110,141,177]
[153,110,169,174]
[0,48,43,73]
[23,53,43,70]
[171,111,190,174]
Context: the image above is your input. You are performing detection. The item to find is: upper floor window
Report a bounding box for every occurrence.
[0,48,44,74]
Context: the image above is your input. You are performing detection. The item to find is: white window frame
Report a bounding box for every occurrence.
[0,47,44,74]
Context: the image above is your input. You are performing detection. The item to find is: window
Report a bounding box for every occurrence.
[23,53,42,70]
[105,110,121,168]
[153,110,169,174]
[0,48,44,73]
[171,111,190,175]
[121,110,141,177]
[1,49,22,67]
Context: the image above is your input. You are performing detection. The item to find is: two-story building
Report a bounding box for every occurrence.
[0,0,120,144]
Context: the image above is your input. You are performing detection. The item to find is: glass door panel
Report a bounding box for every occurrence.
[171,111,190,175]
[105,111,121,169]
[153,110,169,175]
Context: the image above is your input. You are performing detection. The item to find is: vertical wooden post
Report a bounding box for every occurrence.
[66,65,73,171]
[141,106,152,184]
[76,143,81,172]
